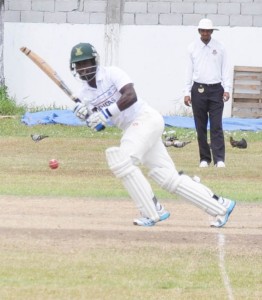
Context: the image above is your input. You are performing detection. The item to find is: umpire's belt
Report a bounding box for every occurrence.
[194,82,221,87]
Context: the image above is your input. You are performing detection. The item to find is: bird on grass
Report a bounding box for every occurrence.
[163,134,191,148]
[164,140,191,148]
[31,134,49,142]
[229,137,247,149]
[173,140,191,148]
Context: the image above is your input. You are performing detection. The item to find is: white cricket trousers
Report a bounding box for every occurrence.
[120,105,177,172]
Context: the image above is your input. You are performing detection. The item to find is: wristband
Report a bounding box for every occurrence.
[106,102,121,117]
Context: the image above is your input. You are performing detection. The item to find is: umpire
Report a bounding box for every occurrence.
[184,19,231,168]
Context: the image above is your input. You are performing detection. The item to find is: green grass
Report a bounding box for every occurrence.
[0,248,219,299]
[0,118,261,201]
[0,118,261,300]
[0,247,261,300]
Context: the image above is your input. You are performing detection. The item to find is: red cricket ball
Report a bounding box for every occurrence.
[49,159,59,169]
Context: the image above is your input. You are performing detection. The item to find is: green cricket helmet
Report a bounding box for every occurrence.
[70,43,98,64]
[70,43,99,81]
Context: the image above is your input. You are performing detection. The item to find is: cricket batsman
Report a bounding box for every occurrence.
[72,42,236,227]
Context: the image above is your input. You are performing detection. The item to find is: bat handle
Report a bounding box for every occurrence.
[73,98,81,103]
[95,124,106,131]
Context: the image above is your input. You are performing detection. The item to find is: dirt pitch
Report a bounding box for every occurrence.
[0,196,261,252]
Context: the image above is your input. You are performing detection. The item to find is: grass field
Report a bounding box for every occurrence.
[0,117,261,299]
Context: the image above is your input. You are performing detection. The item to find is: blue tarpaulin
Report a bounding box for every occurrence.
[163,116,262,131]
[21,110,84,126]
[21,110,262,131]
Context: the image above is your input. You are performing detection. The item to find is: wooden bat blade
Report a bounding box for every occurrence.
[20,47,79,103]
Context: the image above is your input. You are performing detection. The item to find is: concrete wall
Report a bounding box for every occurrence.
[0,0,4,85]
[3,0,262,117]
[4,0,262,27]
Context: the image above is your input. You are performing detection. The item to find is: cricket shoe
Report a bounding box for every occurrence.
[215,161,226,168]
[199,160,209,168]
[133,206,170,227]
[157,205,171,222]
[133,217,156,227]
[210,198,236,228]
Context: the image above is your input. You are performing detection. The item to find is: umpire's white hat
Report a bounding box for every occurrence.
[198,19,218,30]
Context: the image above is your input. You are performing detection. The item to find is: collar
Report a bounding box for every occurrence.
[95,66,103,82]
[199,37,213,48]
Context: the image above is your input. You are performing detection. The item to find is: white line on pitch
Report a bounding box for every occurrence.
[218,233,234,300]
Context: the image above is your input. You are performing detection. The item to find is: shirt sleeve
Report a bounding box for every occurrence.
[184,45,194,97]
[221,46,232,93]
[109,66,133,91]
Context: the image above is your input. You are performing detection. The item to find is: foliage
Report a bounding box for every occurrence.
[0,85,26,115]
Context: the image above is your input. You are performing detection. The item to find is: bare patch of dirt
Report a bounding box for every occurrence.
[0,196,261,254]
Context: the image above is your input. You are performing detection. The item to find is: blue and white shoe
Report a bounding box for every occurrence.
[133,217,156,227]
[158,206,171,222]
[211,199,236,228]
[133,206,170,227]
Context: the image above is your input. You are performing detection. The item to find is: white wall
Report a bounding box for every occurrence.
[4,23,262,117]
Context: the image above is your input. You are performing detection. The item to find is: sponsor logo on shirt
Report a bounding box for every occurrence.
[91,85,118,111]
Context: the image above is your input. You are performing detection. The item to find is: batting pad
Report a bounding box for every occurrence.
[149,169,226,216]
[106,147,160,221]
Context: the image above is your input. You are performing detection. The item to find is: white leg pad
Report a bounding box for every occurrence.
[106,147,159,222]
[149,168,226,216]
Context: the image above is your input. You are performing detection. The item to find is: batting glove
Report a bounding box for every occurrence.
[87,110,108,131]
[87,104,121,131]
[73,103,91,121]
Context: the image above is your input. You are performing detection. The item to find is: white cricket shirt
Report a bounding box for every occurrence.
[184,38,231,96]
[77,66,145,130]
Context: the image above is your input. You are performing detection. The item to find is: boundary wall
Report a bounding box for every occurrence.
[2,0,262,116]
